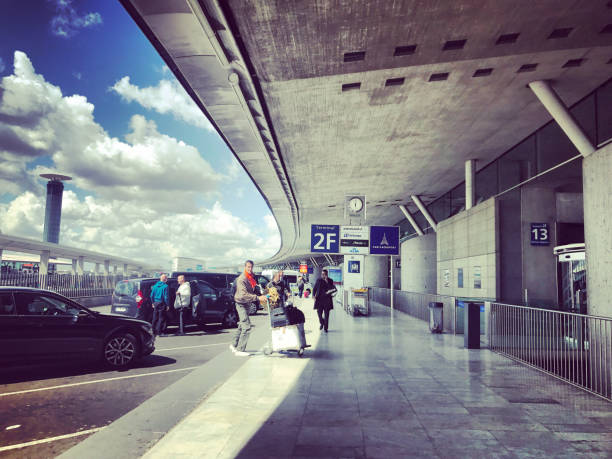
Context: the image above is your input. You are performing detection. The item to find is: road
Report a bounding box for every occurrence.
[0,306,267,458]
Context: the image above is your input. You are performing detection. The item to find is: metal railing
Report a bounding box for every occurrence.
[369,287,457,333]
[491,303,612,401]
[0,273,125,298]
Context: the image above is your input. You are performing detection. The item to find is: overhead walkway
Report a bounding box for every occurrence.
[136,300,611,458]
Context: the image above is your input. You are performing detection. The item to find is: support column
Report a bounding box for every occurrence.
[399,205,424,236]
[528,80,595,157]
[71,259,77,275]
[411,195,437,232]
[465,159,476,210]
[77,256,84,275]
[39,250,50,289]
[104,260,110,288]
[123,263,128,277]
[95,263,100,274]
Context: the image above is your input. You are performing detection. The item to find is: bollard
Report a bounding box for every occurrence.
[464,302,480,349]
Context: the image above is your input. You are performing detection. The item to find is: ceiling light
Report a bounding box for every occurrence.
[429,72,449,81]
[385,77,405,87]
[394,45,417,56]
[496,33,520,45]
[473,68,493,77]
[443,39,467,51]
[342,82,361,92]
[548,27,573,39]
[344,51,366,62]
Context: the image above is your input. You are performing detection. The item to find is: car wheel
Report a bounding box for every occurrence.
[248,302,257,315]
[103,332,139,368]
[222,309,239,328]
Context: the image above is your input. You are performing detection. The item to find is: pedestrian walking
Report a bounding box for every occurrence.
[297,275,305,298]
[313,269,337,333]
[232,260,267,356]
[150,274,170,337]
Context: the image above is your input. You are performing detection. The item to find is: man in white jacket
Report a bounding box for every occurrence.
[174,275,191,335]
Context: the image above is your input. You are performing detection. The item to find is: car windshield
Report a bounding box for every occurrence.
[114,280,137,296]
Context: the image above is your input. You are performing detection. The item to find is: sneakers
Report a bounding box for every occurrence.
[234,350,250,357]
[229,344,237,353]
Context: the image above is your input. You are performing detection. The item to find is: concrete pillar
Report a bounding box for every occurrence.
[71,259,77,275]
[123,263,128,277]
[77,256,84,275]
[399,205,424,236]
[39,250,50,275]
[465,159,476,210]
[583,141,612,317]
[104,260,110,288]
[95,263,100,274]
[411,195,437,232]
[528,80,595,157]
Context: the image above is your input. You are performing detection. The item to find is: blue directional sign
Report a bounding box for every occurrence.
[369,226,400,255]
[310,224,340,253]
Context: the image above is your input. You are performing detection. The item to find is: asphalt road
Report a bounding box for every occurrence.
[0,306,267,458]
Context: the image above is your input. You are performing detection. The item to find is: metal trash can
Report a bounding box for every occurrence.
[428,302,443,333]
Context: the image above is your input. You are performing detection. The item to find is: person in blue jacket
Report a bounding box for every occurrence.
[150,274,170,337]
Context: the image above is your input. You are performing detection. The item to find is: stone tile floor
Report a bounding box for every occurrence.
[144,300,611,458]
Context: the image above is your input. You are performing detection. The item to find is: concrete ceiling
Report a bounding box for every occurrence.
[121,0,612,263]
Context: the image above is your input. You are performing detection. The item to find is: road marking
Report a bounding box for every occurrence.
[156,342,231,352]
[0,427,104,452]
[0,366,200,398]
[5,425,20,430]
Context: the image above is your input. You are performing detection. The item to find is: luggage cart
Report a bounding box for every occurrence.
[262,300,310,357]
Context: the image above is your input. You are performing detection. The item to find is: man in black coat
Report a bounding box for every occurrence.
[313,269,337,332]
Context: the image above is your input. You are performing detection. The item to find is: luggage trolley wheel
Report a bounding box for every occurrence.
[263,346,272,356]
[297,348,304,357]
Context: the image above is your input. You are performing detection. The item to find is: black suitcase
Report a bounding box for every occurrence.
[270,306,290,328]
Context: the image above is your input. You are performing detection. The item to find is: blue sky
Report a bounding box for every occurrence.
[0,0,279,269]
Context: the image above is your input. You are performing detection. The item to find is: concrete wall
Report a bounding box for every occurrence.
[583,142,612,318]
[520,186,558,307]
[437,198,498,300]
[498,190,523,304]
[556,192,584,223]
[364,255,388,288]
[400,233,437,293]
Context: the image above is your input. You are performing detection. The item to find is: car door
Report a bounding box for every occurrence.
[13,292,98,360]
[197,281,223,321]
[0,292,23,362]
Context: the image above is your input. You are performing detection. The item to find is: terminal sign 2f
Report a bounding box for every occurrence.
[310,225,340,253]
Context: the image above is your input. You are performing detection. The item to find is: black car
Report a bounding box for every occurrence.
[112,278,238,329]
[0,287,154,368]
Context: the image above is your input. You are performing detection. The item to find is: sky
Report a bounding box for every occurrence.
[0,0,280,270]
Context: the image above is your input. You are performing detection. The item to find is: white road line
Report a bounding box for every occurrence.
[0,366,200,398]
[157,342,230,351]
[0,427,104,452]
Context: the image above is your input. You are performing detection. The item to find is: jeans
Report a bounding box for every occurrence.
[317,308,331,331]
[232,303,252,351]
[152,302,167,335]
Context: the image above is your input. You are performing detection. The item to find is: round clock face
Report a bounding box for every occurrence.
[349,197,363,212]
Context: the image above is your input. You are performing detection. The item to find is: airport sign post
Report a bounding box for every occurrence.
[369,226,400,255]
[310,224,340,253]
[340,226,369,254]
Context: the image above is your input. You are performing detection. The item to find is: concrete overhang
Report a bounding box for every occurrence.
[0,233,155,270]
[120,0,612,264]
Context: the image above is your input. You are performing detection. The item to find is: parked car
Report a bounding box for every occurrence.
[170,271,238,291]
[112,278,238,329]
[0,287,154,368]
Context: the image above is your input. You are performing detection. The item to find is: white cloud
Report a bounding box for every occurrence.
[111,76,214,131]
[0,51,280,268]
[49,0,102,38]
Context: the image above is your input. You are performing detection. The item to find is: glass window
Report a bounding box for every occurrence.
[14,293,73,316]
[536,120,579,172]
[596,79,612,146]
[570,93,596,145]
[498,136,536,192]
[450,182,465,216]
[414,210,430,232]
[0,293,15,315]
[428,193,450,224]
[475,161,498,203]
[198,282,215,296]
[114,280,136,296]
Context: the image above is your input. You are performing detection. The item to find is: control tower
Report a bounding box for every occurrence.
[40,173,72,244]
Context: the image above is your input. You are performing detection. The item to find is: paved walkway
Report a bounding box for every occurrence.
[143,299,612,458]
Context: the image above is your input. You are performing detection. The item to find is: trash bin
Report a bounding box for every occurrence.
[351,288,370,316]
[428,302,443,333]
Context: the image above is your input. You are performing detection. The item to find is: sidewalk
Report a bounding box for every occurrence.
[142,299,612,458]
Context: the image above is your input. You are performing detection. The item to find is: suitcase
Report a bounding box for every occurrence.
[270,306,290,328]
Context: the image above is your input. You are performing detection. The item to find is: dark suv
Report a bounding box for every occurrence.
[111,278,238,329]
[0,287,154,368]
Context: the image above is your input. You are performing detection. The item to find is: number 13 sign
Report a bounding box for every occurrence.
[530,223,550,246]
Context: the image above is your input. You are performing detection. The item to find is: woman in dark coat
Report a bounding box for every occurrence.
[313,269,337,332]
